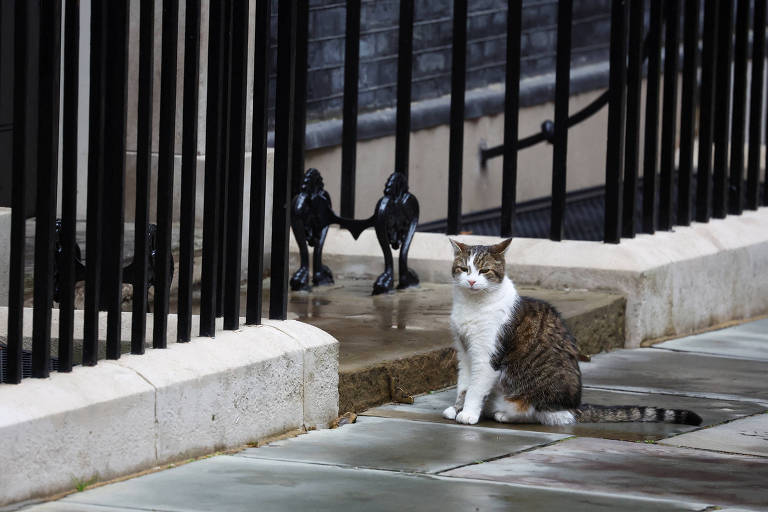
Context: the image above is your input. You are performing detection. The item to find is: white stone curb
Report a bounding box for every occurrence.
[0,320,338,506]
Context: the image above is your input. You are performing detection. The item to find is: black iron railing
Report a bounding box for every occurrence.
[3,0,767,384]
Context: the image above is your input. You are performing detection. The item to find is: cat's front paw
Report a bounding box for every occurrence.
[442,406,458,420]
[455,410,480,425]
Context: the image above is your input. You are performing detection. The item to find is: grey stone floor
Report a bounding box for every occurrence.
[17,318,768,511]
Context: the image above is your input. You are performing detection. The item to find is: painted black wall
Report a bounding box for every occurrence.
[267,0,612,125]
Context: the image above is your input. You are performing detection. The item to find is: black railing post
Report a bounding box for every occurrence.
[500,0,522,238]
[269,0,298,320]
[292,0,309,198]
[103,0,129,361]
[178,0,201,342]
[245,0,272,326]
[341,0,361,218]
[395,0,414,180]
[696,0,718,223]
[31,0,62,377]
[200,0,227,337]
[447,0,468,235]
[622,0,643,239]
[223,0,249,330]
[748,0,766,210]
[604,0,627,244]
[59,0,80,372]
[643,0,663,234]
[84,0,107,366]
[551,0,573,242]
[132,0,154,353]
[728,0,749,215]
[712,0,733,219]
[659,0,680,231]
[677,0,699,227]
[7,0,32,383]
[153,0,179,349]
[215,0,233,319]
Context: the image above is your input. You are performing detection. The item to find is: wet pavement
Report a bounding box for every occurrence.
[15,317,768,512]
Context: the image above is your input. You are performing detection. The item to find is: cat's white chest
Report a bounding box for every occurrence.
[451,278,519,353]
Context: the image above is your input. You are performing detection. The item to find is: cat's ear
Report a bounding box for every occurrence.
[449,238,468,254]
[489,238,513,255]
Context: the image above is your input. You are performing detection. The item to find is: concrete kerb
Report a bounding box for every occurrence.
[294,208,768,347]
[0,320,339,507]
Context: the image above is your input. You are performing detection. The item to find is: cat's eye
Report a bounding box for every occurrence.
[456,266,468,273]
[480,268,493,274]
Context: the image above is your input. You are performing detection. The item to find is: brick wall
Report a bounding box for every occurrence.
[267,0,612,125]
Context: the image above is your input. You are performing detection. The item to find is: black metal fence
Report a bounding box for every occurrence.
[2,0,767,383]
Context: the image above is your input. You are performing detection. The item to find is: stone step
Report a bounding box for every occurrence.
[283,277,625,414]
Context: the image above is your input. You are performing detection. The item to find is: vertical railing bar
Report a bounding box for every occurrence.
[747,0,766,210]
[642,0,663,234]
[500,0,522,238]
[269,0,298,320]
[245,0,272,326]
[199,0,226,337]
[394,0,414,180]
[177,0,201,342]
[59,0,80,372]
[222,0,249,330]
[446,0,468,235]
[292,0,309,198]
[104,0,130,361]
[31,0,62,377]
[551,0,573,242]
[712,0,734,219]
[83,0,107,366]
[215,0,233,319]
[153,0,180,349]
[696,0,718,223]
[658,0,680,231]
[677,0,699,227]
[7,0,31,383]
[603,0,627,244]
[728,0,749,215]
[340,0,361,218]
[622,0,643,238]
[132,0,155,354]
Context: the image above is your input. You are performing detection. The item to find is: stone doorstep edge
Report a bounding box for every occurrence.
[338,295,625,414]
[0,320,339,507]
[296,208,768,347]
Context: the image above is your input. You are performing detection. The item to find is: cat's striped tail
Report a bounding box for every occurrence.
[576,404,702,426]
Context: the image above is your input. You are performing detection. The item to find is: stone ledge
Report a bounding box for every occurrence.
[298,208,768,347]
[0,320,339,507]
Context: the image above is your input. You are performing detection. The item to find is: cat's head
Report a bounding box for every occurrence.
[449,238,512,292]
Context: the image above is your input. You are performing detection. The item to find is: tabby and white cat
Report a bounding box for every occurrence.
[443,238,702,427]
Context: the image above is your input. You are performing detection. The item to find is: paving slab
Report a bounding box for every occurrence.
[582,348,768,404]
[659,413,768,457]
[363,387,765,442]
[442,436,768,510]
[654,322,768,361]
[236,415,568,474]
[46,456,708,512]
[17,503,136,512]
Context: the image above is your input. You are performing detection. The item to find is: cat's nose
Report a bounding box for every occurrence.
[468,280,476,287]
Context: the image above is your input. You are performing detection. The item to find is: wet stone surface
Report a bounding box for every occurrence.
[654,318,768,361]
[237,415,568,474]
[659,413,768,457]
[39,456,709,512]
[363,387,766,442]
[280,278,624,372]
[582,348,768,405]
[443,436,768,510]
